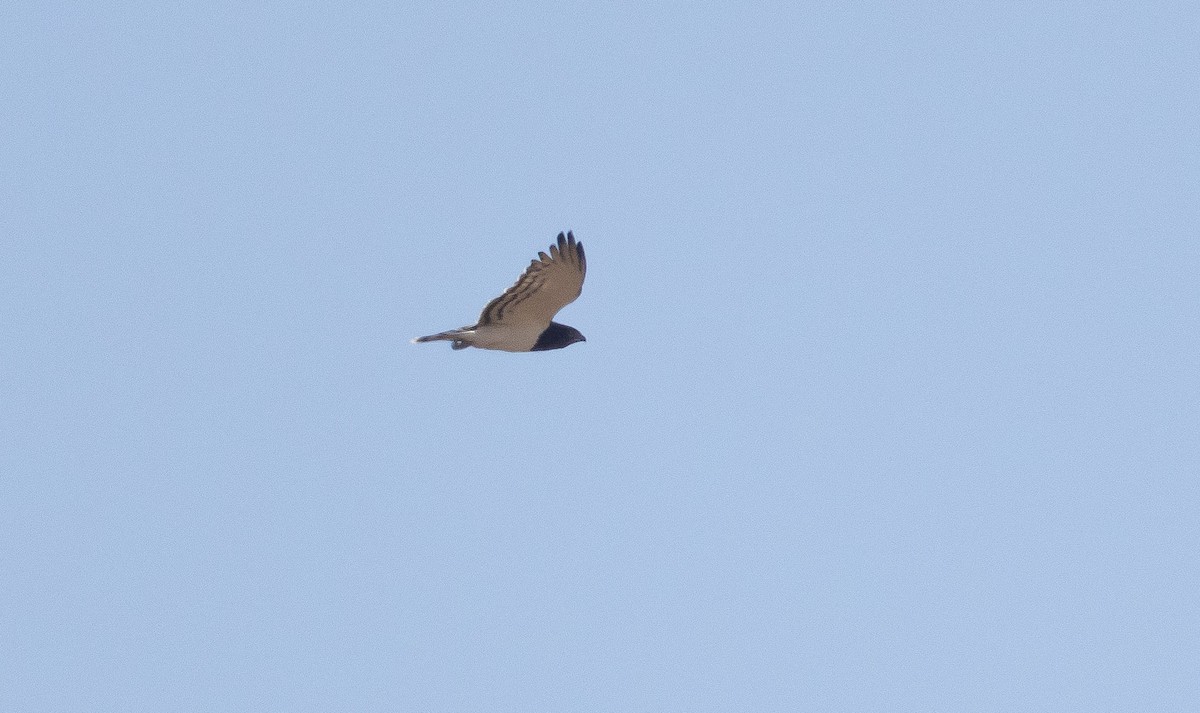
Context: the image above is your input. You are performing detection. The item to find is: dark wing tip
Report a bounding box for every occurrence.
[572,233,584,275]
[552,230,584,276]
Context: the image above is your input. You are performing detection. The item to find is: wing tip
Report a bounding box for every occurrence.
[557,230,583,268]
[568,231,584,271]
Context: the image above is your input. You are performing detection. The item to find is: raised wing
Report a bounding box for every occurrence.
[477,231,586,328]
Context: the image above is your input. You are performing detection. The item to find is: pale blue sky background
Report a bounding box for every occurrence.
[3,2,1198,711]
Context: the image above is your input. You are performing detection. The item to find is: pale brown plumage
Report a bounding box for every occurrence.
[478,231,586,329]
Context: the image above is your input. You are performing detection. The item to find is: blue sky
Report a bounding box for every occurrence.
[3,2,1198,711]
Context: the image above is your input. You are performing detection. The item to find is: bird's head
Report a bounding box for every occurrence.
[531,322,586,351]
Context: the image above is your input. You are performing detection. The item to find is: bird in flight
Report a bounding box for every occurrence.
[412,231,587,352]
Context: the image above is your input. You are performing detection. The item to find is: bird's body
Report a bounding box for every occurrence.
[413,231,587,352]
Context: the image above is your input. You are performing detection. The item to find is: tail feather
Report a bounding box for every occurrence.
[412,329,473,350]
[411,332,454,343]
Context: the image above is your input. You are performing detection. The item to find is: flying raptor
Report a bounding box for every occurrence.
[412,231,587,352]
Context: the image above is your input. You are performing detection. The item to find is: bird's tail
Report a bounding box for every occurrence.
[412,329,473,350]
